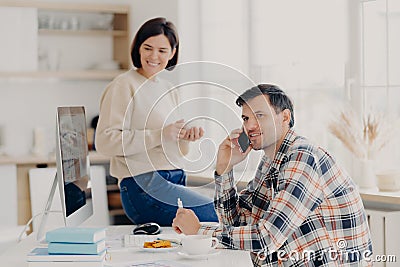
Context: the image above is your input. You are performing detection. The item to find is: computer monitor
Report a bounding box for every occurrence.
[37,106,93,240]
[56,106,93,225]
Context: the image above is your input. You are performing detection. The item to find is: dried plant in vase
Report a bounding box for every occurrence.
[328,110,394,160]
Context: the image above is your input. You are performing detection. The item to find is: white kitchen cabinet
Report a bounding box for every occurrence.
[0,164,26,254]
[0,164,18,226]
[0,7,37,72]
[365,209,400,267]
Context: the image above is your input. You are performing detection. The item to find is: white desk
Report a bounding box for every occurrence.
[0,226,253,267]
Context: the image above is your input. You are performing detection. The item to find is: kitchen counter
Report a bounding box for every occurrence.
[359,189,400,210]
[0,151,110,165]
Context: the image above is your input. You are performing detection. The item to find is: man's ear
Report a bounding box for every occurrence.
[282,109,291,127]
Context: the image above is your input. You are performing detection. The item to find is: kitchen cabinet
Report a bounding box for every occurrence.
[0,1,130,80]
[0,164,18,226]
[364,209,400,266]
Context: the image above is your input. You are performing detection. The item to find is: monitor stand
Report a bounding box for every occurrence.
[36,173,60,242]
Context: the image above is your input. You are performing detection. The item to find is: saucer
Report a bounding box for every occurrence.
[177,250,220,260]
[200,222,219,227]
[140,245,178,253]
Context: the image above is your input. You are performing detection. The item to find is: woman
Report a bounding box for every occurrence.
[95,17,218,226]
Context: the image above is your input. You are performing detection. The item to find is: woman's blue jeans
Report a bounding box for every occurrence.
[120,169,218,226]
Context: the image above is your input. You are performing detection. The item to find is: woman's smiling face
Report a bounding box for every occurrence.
[137,34,176,78]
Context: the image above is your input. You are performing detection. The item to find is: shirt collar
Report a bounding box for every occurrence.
[264,128,298,172]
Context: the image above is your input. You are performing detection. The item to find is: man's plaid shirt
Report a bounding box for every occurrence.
[199,129,372,266]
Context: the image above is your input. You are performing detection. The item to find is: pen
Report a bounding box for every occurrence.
[177,198,183,209]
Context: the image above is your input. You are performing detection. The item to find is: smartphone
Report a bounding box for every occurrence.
[238,131,250,152]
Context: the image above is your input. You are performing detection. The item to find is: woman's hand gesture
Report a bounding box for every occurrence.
[162,119,186,142]
[162,119,205,143]
[180,125,204,142]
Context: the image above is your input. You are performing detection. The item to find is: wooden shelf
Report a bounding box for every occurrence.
[109,209,125,216]
[107,184,120,192]
[0,69,127,80]
[39,29,128,37]
[0,1,129,13]
[0,151,109,165]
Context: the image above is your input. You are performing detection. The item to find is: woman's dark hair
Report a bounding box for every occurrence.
[236,84,295,128]
[131,17,179,71]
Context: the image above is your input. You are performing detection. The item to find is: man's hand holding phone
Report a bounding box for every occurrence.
[238,130,251,153]
[215,128,252,175]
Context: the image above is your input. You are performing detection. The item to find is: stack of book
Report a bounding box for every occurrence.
[27,227,107,267]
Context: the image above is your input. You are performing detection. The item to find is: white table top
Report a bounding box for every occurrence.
[0,225,253,267]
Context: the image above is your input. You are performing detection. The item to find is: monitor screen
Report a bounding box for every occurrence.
[56,106,93,226]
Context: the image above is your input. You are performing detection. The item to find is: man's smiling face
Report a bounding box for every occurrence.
[241,94,288,155]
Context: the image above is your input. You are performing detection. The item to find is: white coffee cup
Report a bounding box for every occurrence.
[181,235,218,255]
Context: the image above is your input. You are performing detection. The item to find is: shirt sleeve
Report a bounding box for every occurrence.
[95,79,162,157]
[202,149,324,255]
[214,170,253,227]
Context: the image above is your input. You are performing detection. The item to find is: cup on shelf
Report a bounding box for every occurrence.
[70,17,80,30]
[38,14,50,29]
[91,13,114,30]
[181,235,218,255]
[31,127,47,156]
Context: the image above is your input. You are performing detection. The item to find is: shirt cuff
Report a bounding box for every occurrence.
[144,128,162,148]
[214,170,235,192]
[197,223,220,236]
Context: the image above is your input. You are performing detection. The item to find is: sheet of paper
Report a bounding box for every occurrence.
[104,259,189,267]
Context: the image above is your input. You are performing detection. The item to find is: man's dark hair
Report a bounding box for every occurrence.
[131,17,179,70]
[236,84,295,128]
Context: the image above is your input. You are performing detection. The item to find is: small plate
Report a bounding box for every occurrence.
[140,245,179,253]
[177,250,221,259]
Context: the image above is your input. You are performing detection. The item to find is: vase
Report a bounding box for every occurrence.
[352,158,377,190]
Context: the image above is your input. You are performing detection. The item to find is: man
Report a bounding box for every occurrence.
[172,84,372,266]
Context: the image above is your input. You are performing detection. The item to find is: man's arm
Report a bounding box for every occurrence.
[172,170,254,235]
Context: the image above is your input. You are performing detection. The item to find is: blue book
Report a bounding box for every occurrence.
[48,240,106,255]
[45,227,106,244]
[27,247,106,262]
